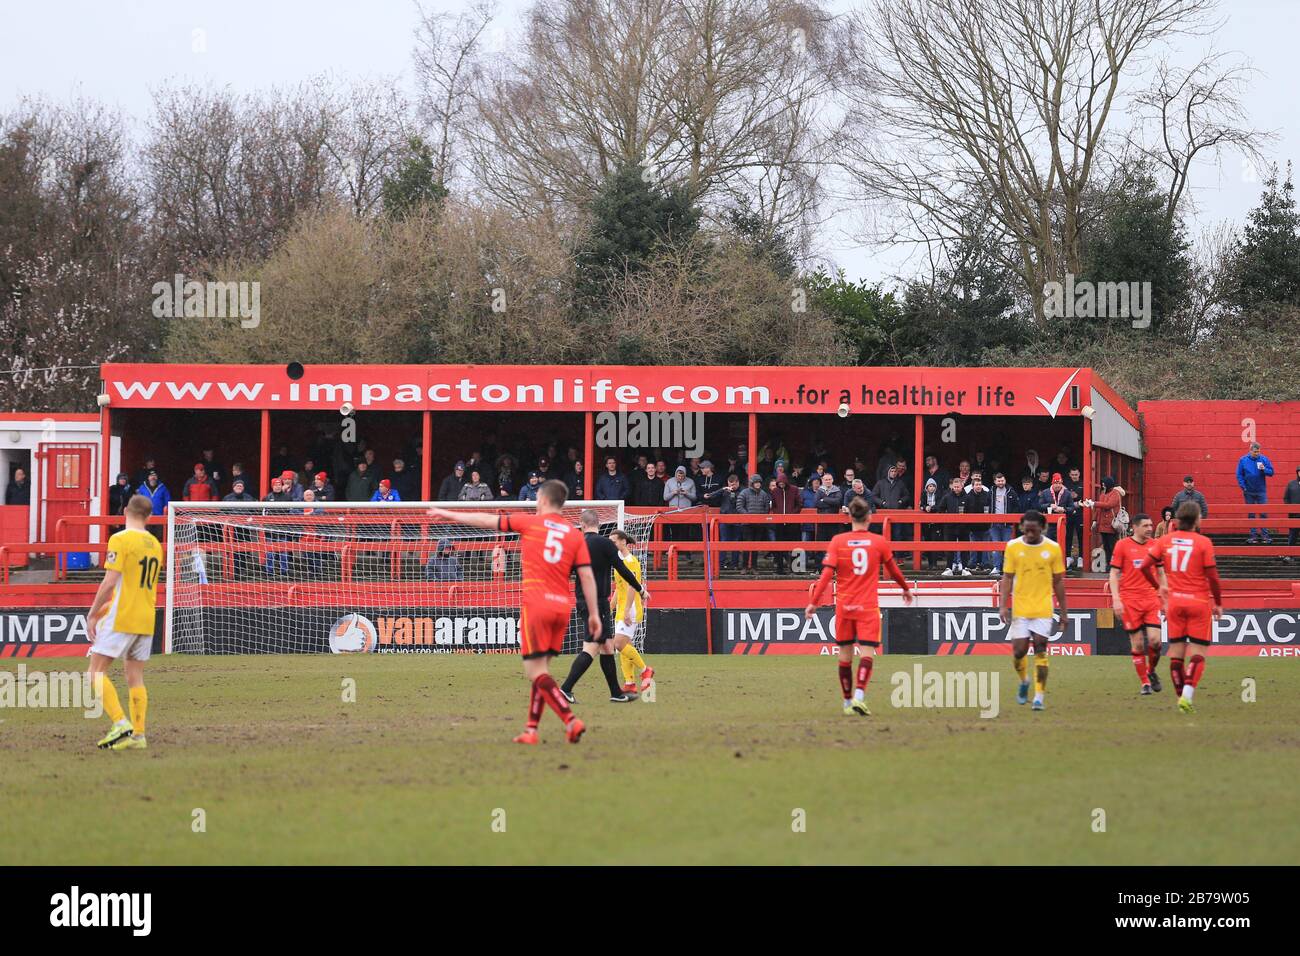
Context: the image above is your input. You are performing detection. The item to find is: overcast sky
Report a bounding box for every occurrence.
[3,0,1296,284]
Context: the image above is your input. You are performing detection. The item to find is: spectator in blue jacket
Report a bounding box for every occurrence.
[136,471,171,515]
[594,456,630,502]
[518,470,542,501]
[1237,442,1275,543]
[370,479,402,502]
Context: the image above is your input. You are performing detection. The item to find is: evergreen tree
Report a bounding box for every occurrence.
[380,137,448,220]
[1230,162,1300,314]
[575,163,700,303]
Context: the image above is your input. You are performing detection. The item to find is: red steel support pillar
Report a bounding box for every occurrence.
[584,411,595,500]
[420,410,433,501]
[100,404,112,513]
[747,413,758,478]
[259,409,271,498]
[1082,413,1094,569]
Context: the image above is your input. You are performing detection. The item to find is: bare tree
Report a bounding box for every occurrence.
[413,0,496,190]
[840,0,1219,319]
[0,98,155,411]
[326,80,414,216]
[1130,53,1272,229]
[465,0,840,241]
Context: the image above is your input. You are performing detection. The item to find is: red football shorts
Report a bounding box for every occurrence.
[519,605,569,659]
[1119,591,1161,633]
[1165,596,1212,643]
[835,611,882,647]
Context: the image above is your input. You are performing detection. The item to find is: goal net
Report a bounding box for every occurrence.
[165,501,658,656]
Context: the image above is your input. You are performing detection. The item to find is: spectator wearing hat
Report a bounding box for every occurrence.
[1284,466,1300,562]
[199,448,223,486]
[262,477,293,575]
[1237,442,1275,543]
[919,476,943,569]
[136,470,171,516]
[1090,475,1124,564]
[695,460,722,510]
[371,478,402,502]
[871,462,911,541]
[425,538,464,582]
[518,470,543,501]
[736,473,772,571]
[133,457,158,489]
[107,472,133,516]
[770,465,802,573]
[458,469,493,501]
[664,465,698,551]
[183,463,219,502]
[223,477,257,578]
[1039,472,1076,542]
[664,465,697,509]
[311,471,335,502]
[1171,475,1209,519]
[346,460,378,502]
[280,470,304,501]
[223,477,255,503]
[438,461,467,501]
[1066,466,1087,565]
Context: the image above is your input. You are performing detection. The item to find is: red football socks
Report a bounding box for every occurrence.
[856,657,874,692]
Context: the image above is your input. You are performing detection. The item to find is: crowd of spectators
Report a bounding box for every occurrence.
[108,430,1300,578]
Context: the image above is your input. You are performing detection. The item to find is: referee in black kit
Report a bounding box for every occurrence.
[561,510,651,702]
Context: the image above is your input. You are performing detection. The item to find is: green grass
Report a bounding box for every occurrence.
[2,654,1298,865]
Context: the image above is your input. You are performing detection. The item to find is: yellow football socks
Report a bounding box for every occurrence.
[1034,652,1049,696]
[129,686,148,736]
[620,643,646,684]
[94,673,126,724]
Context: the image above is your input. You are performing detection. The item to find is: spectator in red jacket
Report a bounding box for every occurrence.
[770,466,802,573]
[182,463,219,501]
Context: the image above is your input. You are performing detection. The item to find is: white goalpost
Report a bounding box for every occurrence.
[165,500,658,656]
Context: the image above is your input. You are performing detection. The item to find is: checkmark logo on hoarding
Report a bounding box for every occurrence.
[1035,369,1082,419]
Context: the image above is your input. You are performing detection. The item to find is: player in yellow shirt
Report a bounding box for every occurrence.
[86,495,162,750]
[998,510,1067,712]
[609,530,654,694]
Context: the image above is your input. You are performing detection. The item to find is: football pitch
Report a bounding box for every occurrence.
[3,654,1298,866]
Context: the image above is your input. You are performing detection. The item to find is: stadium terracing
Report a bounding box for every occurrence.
[0,363,1296,657]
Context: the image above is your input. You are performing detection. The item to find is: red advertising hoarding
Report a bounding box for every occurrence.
[100,364,1093,417]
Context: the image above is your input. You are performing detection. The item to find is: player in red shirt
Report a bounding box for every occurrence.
[429,480,601,744]
[1108,513,1168,695]
[805,497,913,715]
[1134,501,1222,714]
